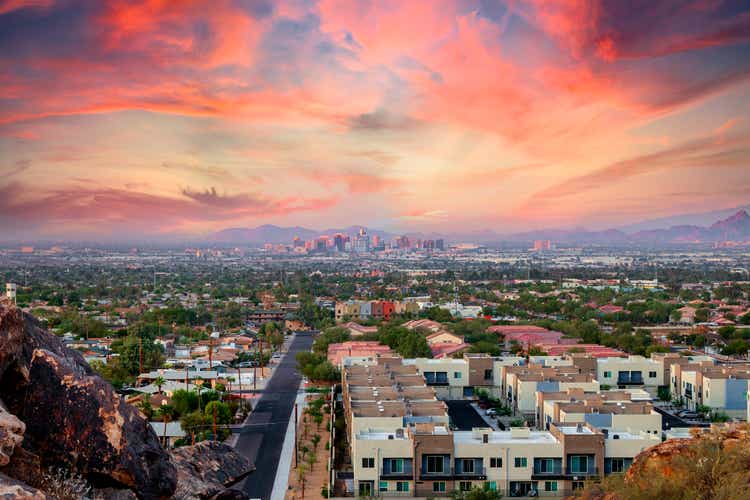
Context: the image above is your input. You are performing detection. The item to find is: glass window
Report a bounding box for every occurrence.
[379,481,388,492]
[485,481,497,491]
[396,482,409,492]
[544,481,558,492]
[572,481,585,491]
[570,456,588,473]
[433,482,446,492]
[649,371,657,378]
[362,457,374,468]
[459,481,472,492]
[454,371,462,379]
[462,459,474,473]
[359,482,373,497]
[484,369,493,380]
[426,455,444,473]
[490,457,502,468]
[539,458,554,472]
[392,458,403,473]
[604,371,612,378]
[514,457,527,468]
[610,458,625,473]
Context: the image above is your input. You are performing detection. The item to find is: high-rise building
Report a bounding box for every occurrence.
[354,228,370,252]
[532,239,552,252]
[436,239,445,251]
[5,283,17,304]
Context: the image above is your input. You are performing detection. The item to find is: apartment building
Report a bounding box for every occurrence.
[673,363,750,418]
[352,422,659,497]
[536,388,654,431]
[335,300,418,321]
[501,365,600,417]
[596,355,664,395]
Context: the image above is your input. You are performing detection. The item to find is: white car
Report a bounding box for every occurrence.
[486,408,497,417]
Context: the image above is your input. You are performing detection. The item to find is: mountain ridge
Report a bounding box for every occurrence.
[207,210,750,245]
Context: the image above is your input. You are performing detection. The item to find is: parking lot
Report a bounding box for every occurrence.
[446,400,489,430]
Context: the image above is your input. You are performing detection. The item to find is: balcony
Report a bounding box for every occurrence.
[419,467,453,479]
[531,466,600,480]
[380,469,413,480]
[453,466,487,480]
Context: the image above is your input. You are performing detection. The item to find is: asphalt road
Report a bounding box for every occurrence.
[446,400,488,430]
[233,332,315,500]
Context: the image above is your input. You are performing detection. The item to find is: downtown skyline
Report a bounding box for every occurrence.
[1,0,750,242]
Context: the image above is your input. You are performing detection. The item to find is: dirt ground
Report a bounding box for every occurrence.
[285,394,333,499]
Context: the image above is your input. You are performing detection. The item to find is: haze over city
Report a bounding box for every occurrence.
[2,0,750,242]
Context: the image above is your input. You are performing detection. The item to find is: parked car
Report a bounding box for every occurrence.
[486,408,497,417]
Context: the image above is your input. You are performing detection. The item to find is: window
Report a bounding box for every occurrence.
[461,459,474,473]
[649,371,657,378]
[362,457,374,468]
[570,456,588,474]
[544,481,558,492]
[426,455,444,473]
[396,482,409,492]
[610,458,625,473]
[454,371,462,379]
[572,481,585,491]
[490,457,502,468]
[391,458,404,473]
[432,482,446,493]
[459,481,472,492]
[484,369,493,380]
[538,458,554,473]
[379,481,388,492]
[514,457,528,468]
[604,371,612,378]
[485,481,497,491]
[359,482,373,497]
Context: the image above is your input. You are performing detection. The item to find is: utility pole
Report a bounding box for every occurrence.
[138,324,144,375]
[212,404,217,441]
[237,365,243,413]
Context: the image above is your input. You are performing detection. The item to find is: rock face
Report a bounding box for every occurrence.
[171,442,253,500]
[0,472,47,499]
[0,299,177,499]
[0,401,24,467]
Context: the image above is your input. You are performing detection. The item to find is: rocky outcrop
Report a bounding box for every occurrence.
[171,442,253,500]
[0,472,46,499]
[0,299,177,499]
[0,401,24,467]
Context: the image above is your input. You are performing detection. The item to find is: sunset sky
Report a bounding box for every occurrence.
[1,0,750,241]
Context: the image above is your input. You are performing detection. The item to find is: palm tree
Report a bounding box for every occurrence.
[226,376,235,393]
[195,377,204,412]
[153,376,165,394]
[157,404,175,448]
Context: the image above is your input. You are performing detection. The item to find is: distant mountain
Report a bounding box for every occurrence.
[209,225,318,244]
[207,210,750,246]
[618,204,750,232]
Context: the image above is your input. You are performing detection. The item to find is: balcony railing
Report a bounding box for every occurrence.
[380,469,413,479]
[419,467,453,479]
[453,466,487,479]
[373,491,414,497]
[532,466,600,479]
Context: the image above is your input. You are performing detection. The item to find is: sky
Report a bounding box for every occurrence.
[1,0,750,241]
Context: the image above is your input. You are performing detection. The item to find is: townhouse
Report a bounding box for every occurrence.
[335,300,418,321]
[673,363,750,418]
[352,422,659,498]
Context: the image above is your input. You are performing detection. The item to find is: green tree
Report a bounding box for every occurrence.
[204,400,232,425]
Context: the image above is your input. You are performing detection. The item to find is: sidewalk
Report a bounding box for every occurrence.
[270,386,308,500]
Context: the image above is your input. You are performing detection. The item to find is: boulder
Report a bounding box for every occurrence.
[0,401,24,467]
[0,472,46,499]
[171,442,254,500]
[0,300,177,499]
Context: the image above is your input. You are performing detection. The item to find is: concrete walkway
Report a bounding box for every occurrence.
[270,386,308,500]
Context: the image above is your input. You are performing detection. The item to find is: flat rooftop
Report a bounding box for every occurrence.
[453,430,559,444]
